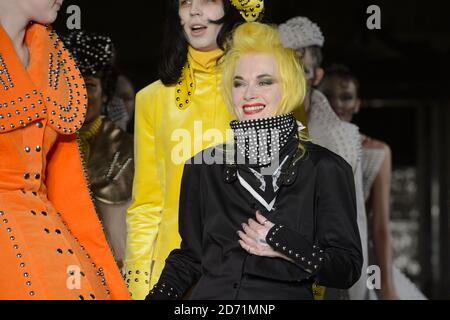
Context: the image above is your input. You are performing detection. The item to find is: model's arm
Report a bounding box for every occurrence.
[370,144,398,299]
[265,156,363,288]
[146,161,203,300]
[124,89,164,300]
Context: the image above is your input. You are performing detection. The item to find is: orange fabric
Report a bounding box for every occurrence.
[0,23,130,300]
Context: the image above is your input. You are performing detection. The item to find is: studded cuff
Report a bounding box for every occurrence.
[266,225,326,274]
[123,268,151,300]
[146,282,180,300]
[124,268,150,284]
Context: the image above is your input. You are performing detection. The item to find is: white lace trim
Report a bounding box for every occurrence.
[362,148,386,201]
[307,90,363,173]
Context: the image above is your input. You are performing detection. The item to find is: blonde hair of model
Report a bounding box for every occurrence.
[221,22,309,156]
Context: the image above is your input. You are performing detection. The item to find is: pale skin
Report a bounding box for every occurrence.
[238,211,293,261]
[232,53,293,263]
[0,0,63,68]
[178,0,225,51]
[364,137,397,300]
[319,75,398,300]
[294,48,324,114]
[232,53,282,121]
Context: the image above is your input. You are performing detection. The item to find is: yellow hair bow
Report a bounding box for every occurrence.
[231,0,265,22]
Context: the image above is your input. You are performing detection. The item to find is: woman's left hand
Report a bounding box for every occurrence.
[238,211,291,260]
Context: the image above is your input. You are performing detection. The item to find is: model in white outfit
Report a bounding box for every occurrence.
[362,148,426,300]
[308,90,369,300]
[279,17,370,299]
[318,63,427,300]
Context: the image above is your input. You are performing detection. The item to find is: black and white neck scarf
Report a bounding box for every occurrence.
[230,113,299,167]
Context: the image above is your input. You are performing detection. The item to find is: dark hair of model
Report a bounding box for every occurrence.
[158,0,242,85]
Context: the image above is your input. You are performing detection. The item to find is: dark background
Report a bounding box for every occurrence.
[53,0,450,299]
[52,0,450,166]
[53,1,450,98]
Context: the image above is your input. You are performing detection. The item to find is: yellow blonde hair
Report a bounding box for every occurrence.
[221,22,309,157]
[221,22,307,118]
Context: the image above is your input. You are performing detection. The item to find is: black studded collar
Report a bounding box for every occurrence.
[229,113,298,167]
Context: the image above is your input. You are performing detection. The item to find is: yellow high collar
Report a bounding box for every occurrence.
[175,46,224,110]
[187,46,224,72]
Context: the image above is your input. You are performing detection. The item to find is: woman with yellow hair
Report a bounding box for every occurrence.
[146,22,362,300]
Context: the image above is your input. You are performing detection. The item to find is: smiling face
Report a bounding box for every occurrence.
[16,0,64,24]
[178,0,225,51]
[232,53,283,121]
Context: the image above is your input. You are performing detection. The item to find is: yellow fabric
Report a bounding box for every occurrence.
[78,115,105,162]
[175,47,223,110]
[125,47,235,300]
[231,0,265,22]
[313,283,326,300]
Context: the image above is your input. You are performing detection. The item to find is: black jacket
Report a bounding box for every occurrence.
[147,142,363,300]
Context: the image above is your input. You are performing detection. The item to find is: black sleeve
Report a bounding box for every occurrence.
[146,160,204,300]
[266,155,363,289]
